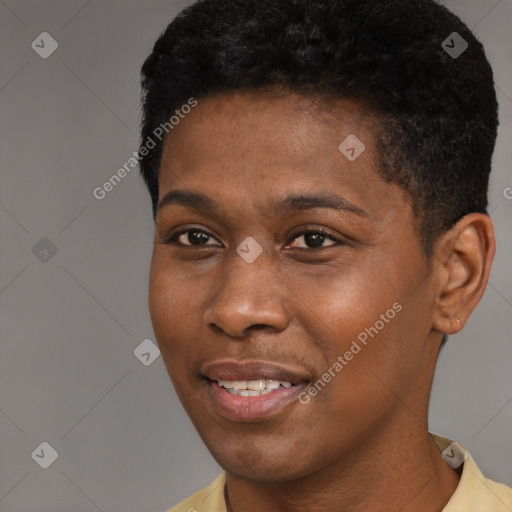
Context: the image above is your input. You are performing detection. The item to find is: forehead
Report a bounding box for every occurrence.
[157,90,410,224]
[162,90,376,156]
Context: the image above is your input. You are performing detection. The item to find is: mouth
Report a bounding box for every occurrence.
[201,360,311,421]
[215,378,293,396]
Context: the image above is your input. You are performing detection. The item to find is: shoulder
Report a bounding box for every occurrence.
[449,458,512,511]
[431,433,512,512]
[166,472,227,512]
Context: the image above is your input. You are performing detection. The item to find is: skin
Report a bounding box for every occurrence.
[148,89,495,512]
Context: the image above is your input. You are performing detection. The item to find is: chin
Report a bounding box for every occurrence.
[206,439,316,483]
[222,460,310,483]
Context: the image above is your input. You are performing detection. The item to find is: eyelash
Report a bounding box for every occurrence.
[163,227,345,250]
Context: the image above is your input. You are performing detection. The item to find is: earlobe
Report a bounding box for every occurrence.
[432,213,495,335]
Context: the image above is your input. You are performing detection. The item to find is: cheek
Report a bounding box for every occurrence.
[304,251,428,389]
[148,255,192,358]
[309,274,433,433]
[304,265,400,350]
[148,263,171,339]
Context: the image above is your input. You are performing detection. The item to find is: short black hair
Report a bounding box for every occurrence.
[139,0,498,255]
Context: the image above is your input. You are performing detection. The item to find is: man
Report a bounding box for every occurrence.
[138,0,512,510]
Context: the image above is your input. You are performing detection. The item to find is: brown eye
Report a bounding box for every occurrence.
[165,228,221,247]
[288,229,341,249]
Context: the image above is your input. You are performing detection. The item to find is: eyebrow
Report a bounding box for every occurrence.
[158,189,367,217]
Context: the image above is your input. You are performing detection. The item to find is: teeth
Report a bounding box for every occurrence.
[246,390,262,396]
[247,379,266,390]
[217,378,294,395]
[266,379,280,389]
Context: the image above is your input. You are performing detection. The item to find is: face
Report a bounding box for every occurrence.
[148,90,441,482]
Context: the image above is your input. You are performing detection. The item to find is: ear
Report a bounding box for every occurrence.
[432,213,496,335]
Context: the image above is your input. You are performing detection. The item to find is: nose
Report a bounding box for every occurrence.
[203,249,290,338]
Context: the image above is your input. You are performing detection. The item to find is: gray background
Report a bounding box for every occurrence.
[0,1,510,511]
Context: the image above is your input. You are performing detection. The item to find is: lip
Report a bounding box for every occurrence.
[202,360,311,421]
[202,360,310,384]
[207,380,309,421]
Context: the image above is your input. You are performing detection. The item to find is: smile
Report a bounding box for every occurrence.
[217,379,293,396]
[207,379,307,421]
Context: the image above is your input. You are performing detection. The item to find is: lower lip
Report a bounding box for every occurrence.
[207,380,308,421]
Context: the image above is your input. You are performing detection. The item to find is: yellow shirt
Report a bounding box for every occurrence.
[167,433,512,512]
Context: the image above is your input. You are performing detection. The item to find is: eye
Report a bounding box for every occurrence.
[164,228,221,247]
[163,227,344,250]
[287,229,342,249]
